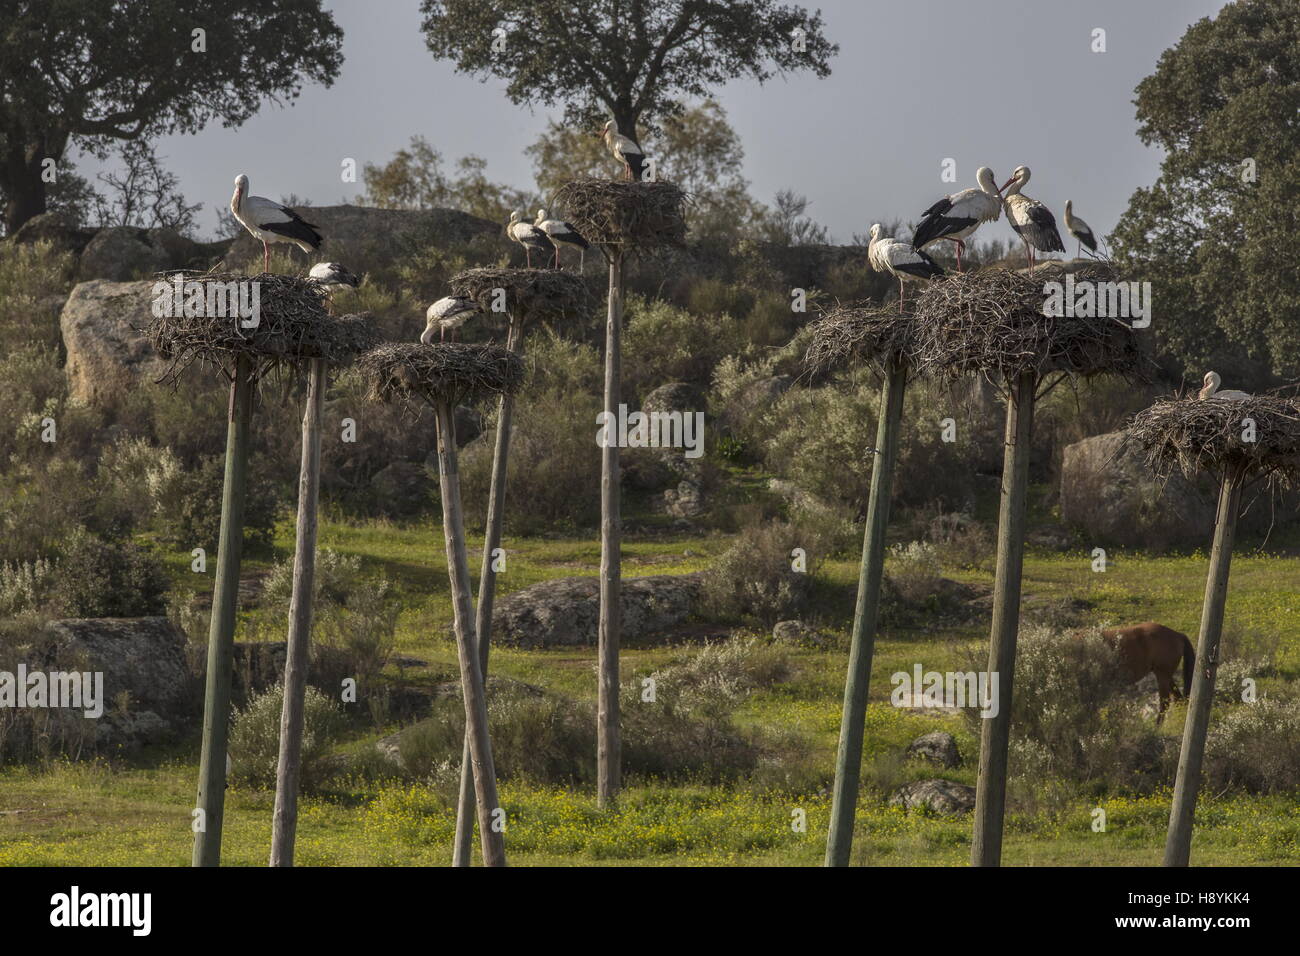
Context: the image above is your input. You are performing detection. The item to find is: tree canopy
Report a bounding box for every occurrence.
[419,0,836,138]
[0,0,345,233]
[1111,0,1300,382]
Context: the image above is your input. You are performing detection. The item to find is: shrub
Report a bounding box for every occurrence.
[312,580,399,711]
[0,240,74,348]
[885,541,943,604]
[262,549,364,609]
[228,683,345,789]
[0,559,57,617]
[49,531,169,618]
[1204,699,1300,794]
[158,454,282,552]
[926,512,994,571]
[702,520,822,626]
[623,294,740,399]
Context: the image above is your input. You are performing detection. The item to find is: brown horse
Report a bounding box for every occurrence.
[1099,622,1195,724]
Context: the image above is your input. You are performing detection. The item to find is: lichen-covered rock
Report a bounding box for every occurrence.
[77,226,201,281]
[59,279,168,406]
[889,778,975,815]
[492,574,703,648]
[772,619,828,648]
[906,731,961,768]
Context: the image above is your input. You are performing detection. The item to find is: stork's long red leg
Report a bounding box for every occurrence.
[263,241,270,273]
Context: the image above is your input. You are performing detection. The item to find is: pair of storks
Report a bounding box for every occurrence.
[868,165,1101,311]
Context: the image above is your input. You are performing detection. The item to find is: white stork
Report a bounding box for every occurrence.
[422,296,481,343]
[999,166,1065,270]
[230,174,323,273]
[911,167,1003,272]
[868,223,944,313]
[507,210,554,268]
[308,262,360,291]
[599,120,648,181]
[1198,371,1252,402]
[1063,200,1099,259]
[535,208,590,270]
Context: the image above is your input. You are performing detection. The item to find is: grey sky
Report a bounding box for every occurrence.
[78,0,1227,245]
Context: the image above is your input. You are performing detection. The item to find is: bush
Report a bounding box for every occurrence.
[702,521,822,627]
[885,541,943,604]
[1204,699,1300,794]
[926,512,994,571]
[158,454,282,552]
[48,531,169,618]
[0,240,74,348]
[228,683,345,789]
[262,549,364,609]
[623,294,740,399]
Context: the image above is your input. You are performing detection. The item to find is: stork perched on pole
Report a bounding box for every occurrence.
[535,208,589,270]
[423,296,481,343]
[507,210,554,268]
[999,166,1065,271]
[868,223,944,313]
[231,174,322,273]
[1063,200,1099,259]
[911,167,1004,273]
[599,120,648,181]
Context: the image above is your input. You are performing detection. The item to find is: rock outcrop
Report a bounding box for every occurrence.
[59,280,168,406]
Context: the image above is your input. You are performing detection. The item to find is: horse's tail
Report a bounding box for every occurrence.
[1181,634,1196,696]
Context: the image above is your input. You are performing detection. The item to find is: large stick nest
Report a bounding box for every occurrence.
[550,179,688,248]
[804,304,920,377]
[357,342,525,410]
[1125,394,1300,481]
[449,267,591,325]
[912,263,1150,383]
[145,272,380,384]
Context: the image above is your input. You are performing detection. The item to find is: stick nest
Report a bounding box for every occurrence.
[449,268,591,325]
[912,263,1150,382]
[357,342,525,410]
[145,272,380,383]
[550,179,688,247]
[1125,395,1300,481]
[805,305,919,377]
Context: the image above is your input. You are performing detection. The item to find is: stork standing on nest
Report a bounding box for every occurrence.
[308,262,360,314]
[911,167,1004,273]
[599,120,648,181]
[868,223,944,313]
[1063,200,1099,260]
[423,296,481,343]
[231,174,323,273]
[507,210,554,268]
[1198,371,1252,402]
[999,166,1065,271]
[535,208,589,270]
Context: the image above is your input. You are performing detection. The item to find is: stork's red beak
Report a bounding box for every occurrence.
[998,177,1015,194]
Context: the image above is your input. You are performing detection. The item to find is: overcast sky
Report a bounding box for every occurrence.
[77,0,1228,244]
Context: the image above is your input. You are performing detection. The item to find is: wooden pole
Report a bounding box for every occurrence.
[825,360,907,866]
[598,248,624,807]
[434,401,506,866]
[452,317,523,867]
[193,354,254,867]
[1164,467,1242,866]
[971,368,1036,867]
[270,357,326,867]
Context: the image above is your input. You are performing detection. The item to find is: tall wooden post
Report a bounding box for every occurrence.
[193,354,254,867]
[971,368,1036,867]
[452,318,523,867]
[434,402,506,867]
[1164,467,1242,866]
[598,248,624,807]
[825,360,907,866]
[270,357,326,867]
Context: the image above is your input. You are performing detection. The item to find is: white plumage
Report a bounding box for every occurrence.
[230,174,322,273]
[1198,371,1251,402]
[422,296,481,344]
[534,208,590,270]
[599,120,648,181]
[910,167,1003,272]
[308,262,360,290]
[1000,166,1065,270]
[1063,200,1099,259]
[507,210,555,268]
[868,223,944,313]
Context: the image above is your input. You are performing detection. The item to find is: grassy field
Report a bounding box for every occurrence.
[3,493,1299,867]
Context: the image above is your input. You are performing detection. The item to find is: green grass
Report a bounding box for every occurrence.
[4,502,1300,867]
